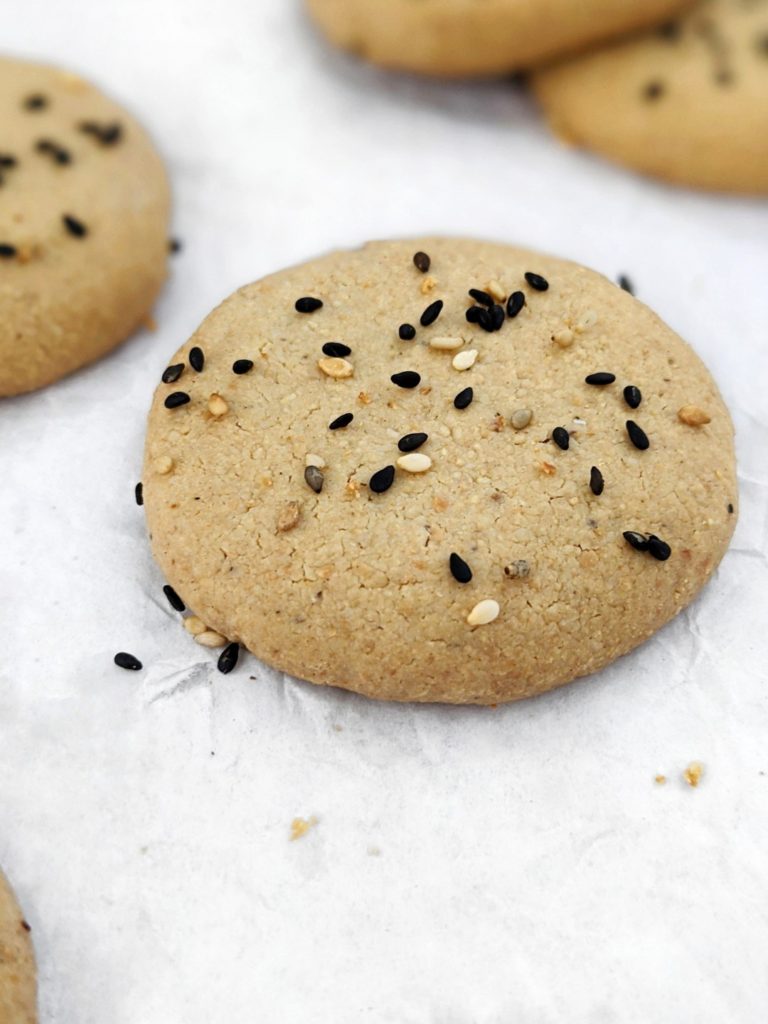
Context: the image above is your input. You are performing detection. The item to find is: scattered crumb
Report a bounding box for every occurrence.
[654,774,667,785]
[290,816,318,841]
[539,461,556,476]
[276,501,301,533]
[357,391,372,405]
[684,762,704,788]
[152,455,174,475]
[366,845,381,857]
[208,393,228,417]
[490,414,505,432]
[420,275,438,295]
[433,495,449,512]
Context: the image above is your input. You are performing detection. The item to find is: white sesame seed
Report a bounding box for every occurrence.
[467,599,500,626]
[552,328,574,348]
[318,356,354,379]
[208,393,228,417]
[183,616,207,636]
[195,630,228,648]
[452,349,478,371]
[305,453,326,469]
[574,310,599,333]
[485,279,506,301]
[572,417,587,427]
[511,408,532,430]
[153,455,174,475]
[396,453,432,473]
[429,335,464,351]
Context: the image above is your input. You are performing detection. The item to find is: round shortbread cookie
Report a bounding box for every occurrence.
[143,238,737,704]
[305,0,694,77]
[0,869,36,1024]
[0,56,171,397]
[533,0,768,194]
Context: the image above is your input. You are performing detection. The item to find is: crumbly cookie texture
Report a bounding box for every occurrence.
[143,238,737,705]
[305,0,694,76]
[0,56,170,397]
[0,869,36,1024]
[534,0,768,194]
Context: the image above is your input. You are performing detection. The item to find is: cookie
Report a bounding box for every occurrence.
[305,0,694,77]
[142,238,737,704]
[533,0,768,194]
[0,57,171,397]
[0,869,36,1024]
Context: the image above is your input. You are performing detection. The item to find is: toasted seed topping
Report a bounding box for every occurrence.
[396,453,432,473]
[114,652,142,671]
[163,585,185,612]
[0,243,18,258]
[295,296,323,313]
[304,465,324,493]
[420,299,444,327]
[162,363,184,384]
[322,342,351,359]
[369,465,395,493]
[467,599,500,626]
[232,359,254,374]
[468,288,494,307]
[524,271,549,292]
[23,93,48,110]
[391,370,421,389]
[623,531,649,552]
[183,616,207,636]
[585,372,616,386]
[195,630,227,649]
[647,535,672,561]
[165,391,190,409]
[429,335,463,350]
[398,432,428,452]
[626,420,650,450]
[413,251,431,273]
[399,323,416,341]
[189,346,205,372]
[134,482,143,506]
[618,274,634,294]
[450,552,472,584]
[506,291,525,318]
[511,408,532,430]
[318,356,353,379]
[454,387,473,410]
[217,642,240,674]
[623,385,642,409]
[552,328,574,348]
[208,393,228,417]
[504,560,530,579]
[329,412,354,430]
[678,405,711,426]
[62,213,87,237]
[452,349,477,371]
[590,466,604,496]
[485,279,506,302]
[552,427,570,450]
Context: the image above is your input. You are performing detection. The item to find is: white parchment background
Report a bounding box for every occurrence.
[1,2,767,1022]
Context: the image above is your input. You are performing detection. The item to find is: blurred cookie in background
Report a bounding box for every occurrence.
[0,868,36,1024]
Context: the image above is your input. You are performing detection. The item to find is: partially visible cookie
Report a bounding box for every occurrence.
[0,56,171,397]
[534,0,768,193]
[305,0,694,76]
[0,869,36,1024]
[142,238,737,704]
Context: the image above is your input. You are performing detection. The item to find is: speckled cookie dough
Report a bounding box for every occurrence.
[142,238,737,704]
[533,0,768,194]
[305,0,694,77]
[0,56,171,397]
[0,869,36,1024]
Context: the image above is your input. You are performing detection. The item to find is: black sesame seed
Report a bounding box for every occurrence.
[626,420,650,450]
[623,531,649,552]
[217,642,240,674]
[590,466,604,496]
[524,272,549,292]
[329,412,354,430]
[420,299,443,327]
[0,155,17,168]
[647,535,672,561]
[465,306,485,325]
[449,552,473,585]
[623,385,642,409]
[369,465,395,494]
[0,243,17,258]
[165,391,190,409]
[232,359,254,375]
[618,275,634,295]
[114,652,142,671]
[304,465,324,493]
[391,370,421,389]
[399,323,416,341]
[398,432,428,452]
[79,120,123,145]
[643,80,665,101]
[506,291,525,318]
[454,387,473,410]
[487,304,504,331]
[135,482,143,506]
[468,288,494,307]
[163,585,185,612]
[23,93,48,111]
[585,372,616,386]
[552,427,570,450]
[189,346,205,372]
[62,214,87,237]
[295,296,323,313]
[37,140,71,165]
[169,238,182,254]
[322,341,351,358]
[161,363,184,384]
[413,251,431,273]
[727,503,734,514]
[475,309,495,333]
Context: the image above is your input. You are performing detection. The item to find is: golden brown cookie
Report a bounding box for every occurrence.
[306,0,694,76]
[142,238,737,704]
[0,56,171,397]
[533,0,768,194]
[0,869,36,1024]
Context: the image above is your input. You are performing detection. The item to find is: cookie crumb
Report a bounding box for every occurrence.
[433,495,449,512]
[195,630,228,649]
[357,390,372,405]
[684,761,704,788]
[467,599,500,626]
[152,455,174,475]
[678,405,711,427]
[552,328,574,348]
[290,816,318,841]
[207,393,228,417]
[420,275,438,295]
[539,461,556,476]
[654,774,667,785]
[490,414,505,432]
[318,356,353,379]
[277,501,301,533]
